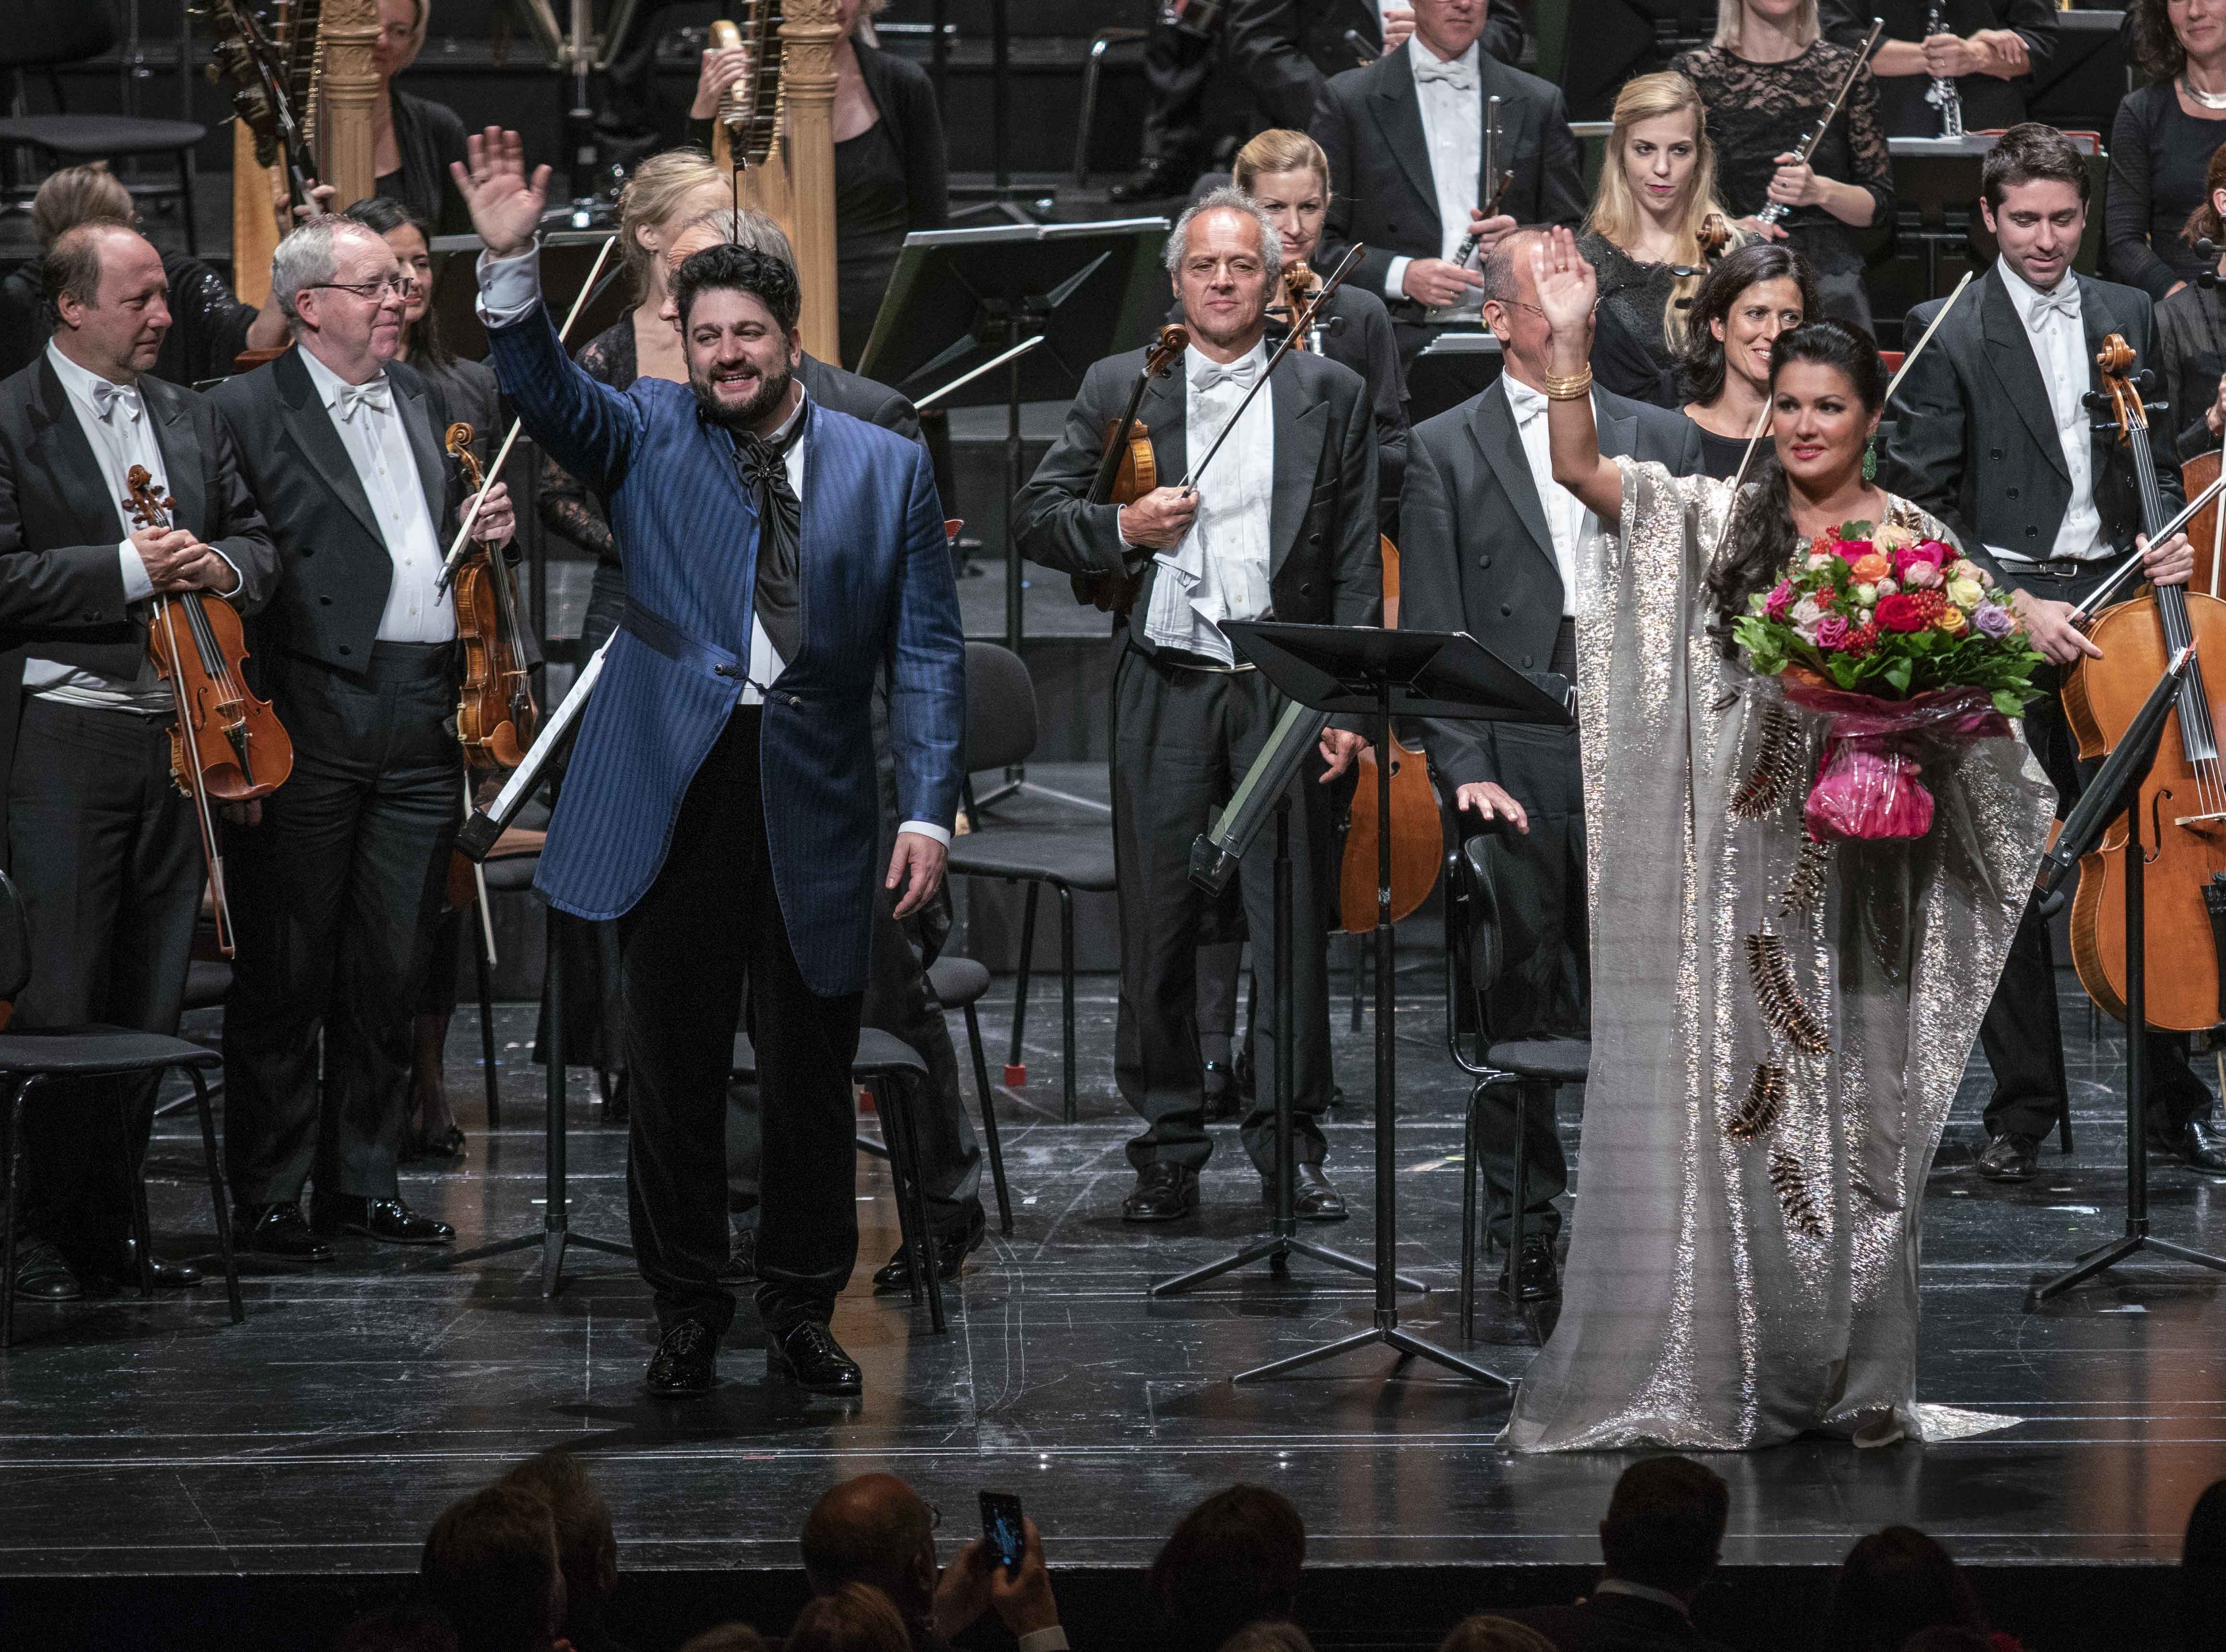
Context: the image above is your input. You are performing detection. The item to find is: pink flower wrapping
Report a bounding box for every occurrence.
[1781,674,2013,843]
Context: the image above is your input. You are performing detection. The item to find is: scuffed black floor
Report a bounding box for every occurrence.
[0,971,2221,1582]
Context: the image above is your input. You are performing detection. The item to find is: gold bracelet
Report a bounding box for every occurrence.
[1542,366,1593,401]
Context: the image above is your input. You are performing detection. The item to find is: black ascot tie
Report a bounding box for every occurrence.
[731,400,809,667]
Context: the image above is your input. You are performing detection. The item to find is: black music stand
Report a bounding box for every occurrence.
[2026,651,2226,1307]
[1406,331,1503,426]
[857,216,1168,808]
[1219,623,1570,1387]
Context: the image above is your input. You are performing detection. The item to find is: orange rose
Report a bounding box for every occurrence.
[1850,552,1891,582]
[1934,604,1968,636]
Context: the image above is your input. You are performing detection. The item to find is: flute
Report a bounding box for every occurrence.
[1757,17,1885,227]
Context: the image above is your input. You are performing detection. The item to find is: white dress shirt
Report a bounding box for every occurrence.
[1996,260,2105,565]
[1382,38,1485,320]
[1140,340,1276,667]
[297,343,454,641]
[1502,375,1596,616]
[25,342,239,713]
[473,244,951,848]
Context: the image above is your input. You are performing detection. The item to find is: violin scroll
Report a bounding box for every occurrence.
[445,423,486,495]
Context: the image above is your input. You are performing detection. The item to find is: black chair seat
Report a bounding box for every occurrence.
[0,1026,221,1076]
[1484,1038,1590,1085]
[925,954,990,1010]
[182,959,231,1012]
[479,855,541,894]
[0,115,205,153]
[729,1028,928,1082]
[949,827,1117,891]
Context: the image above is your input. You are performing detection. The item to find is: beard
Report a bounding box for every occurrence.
[690,358,795,432]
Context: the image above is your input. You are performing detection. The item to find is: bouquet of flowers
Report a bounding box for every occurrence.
[1732,521,2044,840]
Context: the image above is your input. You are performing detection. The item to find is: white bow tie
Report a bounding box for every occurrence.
[1413,53,1477,92]
[1192,358,1260,393]
[334,378,392,423]
[2026,284,2079,329]
[91,379,142,425]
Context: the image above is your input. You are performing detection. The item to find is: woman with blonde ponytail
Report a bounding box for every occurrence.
[1578,72,1740,405]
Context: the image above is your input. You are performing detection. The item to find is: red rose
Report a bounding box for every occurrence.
[1875,593,1929,632]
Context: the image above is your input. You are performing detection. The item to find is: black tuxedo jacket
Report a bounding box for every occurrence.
[1012,345,1381,657]
[1227,0,1527,131]
[1400,376,1703,788]
[1882,264,2178,584]
[1312,43,1587,310]
[209,346,480,675]
[0,353,278,859]
[798,351,924,450]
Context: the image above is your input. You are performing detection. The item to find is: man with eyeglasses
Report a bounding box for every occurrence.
[0,220,277,1306]
[210,213,516,1263]
[1396,225,1702,1301]
[1013,189,1378,1226]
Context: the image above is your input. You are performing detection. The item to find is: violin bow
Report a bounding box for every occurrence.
[2071,466,2226,619]
[1178,242,1366,494]
[436,230,622,591]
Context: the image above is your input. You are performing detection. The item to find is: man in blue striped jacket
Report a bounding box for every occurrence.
[457,130,966,1401]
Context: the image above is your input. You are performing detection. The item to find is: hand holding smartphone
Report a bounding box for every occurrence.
[979,1490,1026,1574]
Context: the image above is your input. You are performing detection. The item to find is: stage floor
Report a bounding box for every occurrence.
[1,972,2222,1644]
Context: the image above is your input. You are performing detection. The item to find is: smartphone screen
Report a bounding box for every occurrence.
[979,1490,1025,1573]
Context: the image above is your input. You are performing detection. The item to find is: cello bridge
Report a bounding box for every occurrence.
[2172,811,2226,831]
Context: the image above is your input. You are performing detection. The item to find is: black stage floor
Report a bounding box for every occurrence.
[2,972,2223,1651]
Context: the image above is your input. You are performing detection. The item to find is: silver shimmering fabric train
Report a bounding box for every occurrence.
[1504,459,2056,1452]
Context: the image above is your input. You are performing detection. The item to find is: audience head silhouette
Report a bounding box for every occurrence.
[800,1474,941,1630]
[1435,1617,1556,1652]
[2185,1478,2226,1652]
[420,1481,571,1652]
[786,1582,912,1652]
[499,1451,619,1646]
[1823,1526,1991,1652]
[1598,1455,1731,1599]
[1149,1484,1307,1652]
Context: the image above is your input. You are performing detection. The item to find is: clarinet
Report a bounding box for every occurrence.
[1923,3,1966,137]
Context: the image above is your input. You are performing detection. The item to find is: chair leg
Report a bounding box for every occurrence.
[1006,881,1039,1083]
[127,1118,155,1299]
[177,148,198,257]
[188,1068,243,1324]
[474,917,501,1130]
[1058,885,1076,1125]
[3,1075,30,1351]
[882,1072,945,1333]
[964,1002,1013,1234]
[1460,1079,1482,1343]
[1507,1081,1529,1305]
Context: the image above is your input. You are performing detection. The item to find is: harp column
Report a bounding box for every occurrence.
[318,0,379,209]
[782,0,842,363]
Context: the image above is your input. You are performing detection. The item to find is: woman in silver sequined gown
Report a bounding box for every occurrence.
[1505,229,2059,1451]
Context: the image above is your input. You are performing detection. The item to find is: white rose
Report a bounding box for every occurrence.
[1855,581,1877,605]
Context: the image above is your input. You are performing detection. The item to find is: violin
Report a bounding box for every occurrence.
[447,423,539,769]
[2062,334,2226,1033]
[1697,211,1733,261]
[1337,536,1440,932]
[1274,260,1323,352]
[124,464,293,956]
[1072,323,1189,616]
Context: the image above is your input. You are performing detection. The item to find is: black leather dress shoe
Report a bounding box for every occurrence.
[874,1203,986,1290]
[644,1319,718,1397]
[1122,1162,1201,1222]
[768,1320,863,1395]
[236,1201,334,1263]
[1107,158,1193,202]
[82,1240,202,1292]
[1499,1235,1561,1302]
[2150,1117,2226,1174]
[312,1196,455,1245]
[405,1124,467,1167]
[11,1236,82,1300]
[1261,1164,1348,1222]
[719,1225,758,1287]
[1975,1132,2041,1182]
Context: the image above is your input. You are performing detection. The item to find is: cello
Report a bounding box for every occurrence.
[2062,334,2226,1032]
[446,423,538,767]
[1336,536,1442,932]
[124,465,294,956]
[1072,323,1189,616]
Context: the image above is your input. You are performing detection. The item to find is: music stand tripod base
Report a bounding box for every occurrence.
[1151,794,1421,1303]
[1209,622,1565,1392]
[418,901,633,1295]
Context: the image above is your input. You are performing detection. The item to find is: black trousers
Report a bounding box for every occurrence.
[4,698,200,1261]
[1980,566,2215,1139]
[1138,15,1218,173]
[1467,717,1589,1247]
[1111,649,1335,1176]
[620,707,862,1337]
[728,879,982,1237]
[223,643,461,1206]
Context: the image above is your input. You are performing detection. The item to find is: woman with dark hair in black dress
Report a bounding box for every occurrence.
[369,0,471,234]
[1677,241,1821,478]
[2109,0,2226,303]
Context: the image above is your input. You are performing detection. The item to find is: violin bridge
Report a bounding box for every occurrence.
[1731,701,1803,820]
[1746,931,1832,1054]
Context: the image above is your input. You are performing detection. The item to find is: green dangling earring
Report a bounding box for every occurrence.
[1861,437,1877,483]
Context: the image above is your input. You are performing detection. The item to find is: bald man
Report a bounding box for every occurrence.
[801,1474,1065,1652]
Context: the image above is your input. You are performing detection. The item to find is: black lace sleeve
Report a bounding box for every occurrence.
[536,320,634,563]
[1840,53,1894,227]
[1677,45,1891,229]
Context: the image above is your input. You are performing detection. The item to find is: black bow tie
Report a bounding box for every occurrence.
[731,404,808,667]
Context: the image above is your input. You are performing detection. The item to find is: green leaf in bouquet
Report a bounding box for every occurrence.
[1884,656,1913,695]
